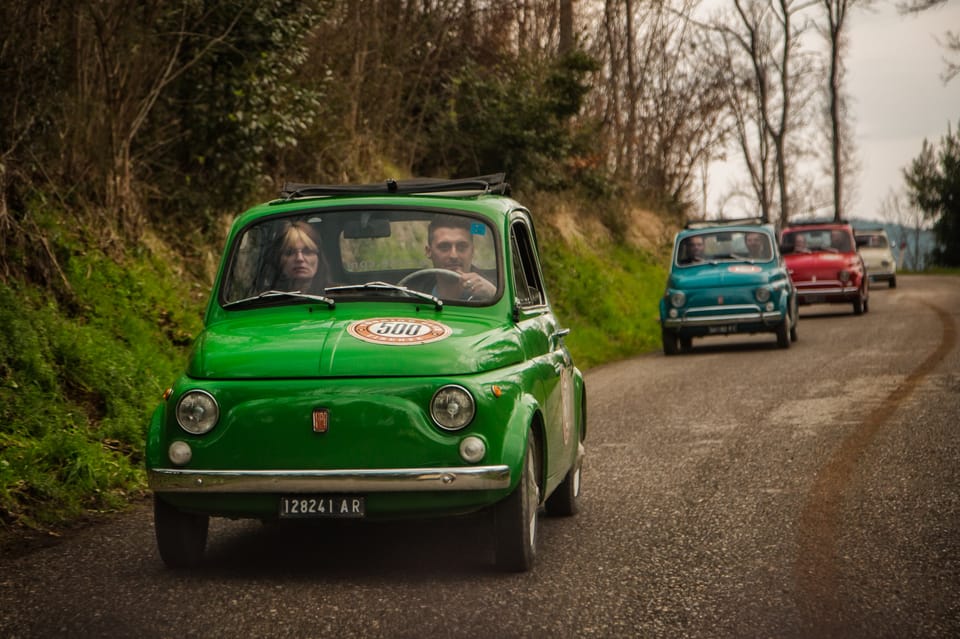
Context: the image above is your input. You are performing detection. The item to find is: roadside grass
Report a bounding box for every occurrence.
[0,216,203,538]
[0,201,669,542]
[539,231,667,370]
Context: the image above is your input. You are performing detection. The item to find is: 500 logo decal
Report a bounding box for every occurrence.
[347,318,452,345]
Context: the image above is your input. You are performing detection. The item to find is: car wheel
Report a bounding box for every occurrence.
[853,295,863,315]
[890,276,897,289]
[776,320,790,348]
[545,441,583,517]
[493,430,540,572]
[154,495,209,569]
[679,336,693,353]
[662,328,679,356]
[790,317,799,342]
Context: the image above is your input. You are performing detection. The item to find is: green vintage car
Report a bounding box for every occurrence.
[146,174,586,572]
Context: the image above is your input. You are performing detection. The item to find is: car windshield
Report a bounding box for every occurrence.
[781,228,852,254]
[857,233,889,249]
[220,209,499,307]
[675,230,773,266]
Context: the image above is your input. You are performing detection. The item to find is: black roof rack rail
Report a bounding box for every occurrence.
[279,173,510,200]
[784,217,850,227]
[685,216,765,229]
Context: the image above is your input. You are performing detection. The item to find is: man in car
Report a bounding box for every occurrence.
[424,216,496,300]
[744,232,770,260]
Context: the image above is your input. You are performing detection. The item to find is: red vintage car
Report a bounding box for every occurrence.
[780,221,869,315]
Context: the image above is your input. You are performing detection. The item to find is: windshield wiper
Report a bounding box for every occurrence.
[223,289,335,309]
[325,281,443,309]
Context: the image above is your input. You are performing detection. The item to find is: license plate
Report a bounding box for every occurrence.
[708,324,737,334]
[279,495,365,519]
[805,294,826,303]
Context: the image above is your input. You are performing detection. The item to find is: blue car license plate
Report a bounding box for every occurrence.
[279,495,365,518]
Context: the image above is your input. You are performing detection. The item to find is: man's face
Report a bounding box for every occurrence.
[745,233,764,255]
[688,236,705,257]
[426,226,474,272]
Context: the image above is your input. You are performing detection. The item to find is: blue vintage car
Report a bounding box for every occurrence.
[659,219,798,354]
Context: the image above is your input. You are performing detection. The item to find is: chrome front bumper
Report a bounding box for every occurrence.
[148,465,512,493]
[662,305,783,328]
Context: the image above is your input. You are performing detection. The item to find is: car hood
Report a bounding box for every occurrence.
[669,263,782,289]
[187,309,524,379]
[785,252,858,279]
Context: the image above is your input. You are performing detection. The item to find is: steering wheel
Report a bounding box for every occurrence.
[397,268,462,290]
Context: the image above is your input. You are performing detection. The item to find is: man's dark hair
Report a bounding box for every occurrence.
[427,215,473,244]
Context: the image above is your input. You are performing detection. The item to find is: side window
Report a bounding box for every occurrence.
[510,220,545,307]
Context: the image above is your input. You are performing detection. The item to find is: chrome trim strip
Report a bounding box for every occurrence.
[663,310,782,328]
[796,286,857,296]
[148,465,512,493]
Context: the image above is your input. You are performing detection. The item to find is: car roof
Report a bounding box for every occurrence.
[782,222,853,233]
[232,174,525,227]
[677,218,777,240]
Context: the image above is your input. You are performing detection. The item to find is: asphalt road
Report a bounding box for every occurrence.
[1,275,957,639]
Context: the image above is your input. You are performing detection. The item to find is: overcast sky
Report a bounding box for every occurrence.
[704,0,960,221]
[846,0,960,219]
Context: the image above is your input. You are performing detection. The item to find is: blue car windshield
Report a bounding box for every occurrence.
[676,230,773,266]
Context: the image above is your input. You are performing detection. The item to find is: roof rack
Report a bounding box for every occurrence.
[279,173,510,200]
[783,217,849,227]
[685,216,765,229]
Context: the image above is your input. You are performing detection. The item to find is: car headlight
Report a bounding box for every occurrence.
[176,390,220,435]
[669,291,686,308]
[838,270,852,283]
[430,385,475,431]
[754,287,771,303]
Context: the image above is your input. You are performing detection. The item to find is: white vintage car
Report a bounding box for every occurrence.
[855,228,897,288]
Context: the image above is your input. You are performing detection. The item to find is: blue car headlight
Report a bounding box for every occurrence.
[669,291,686,308]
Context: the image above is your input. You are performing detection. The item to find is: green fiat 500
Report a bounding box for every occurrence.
[146,174,586,572]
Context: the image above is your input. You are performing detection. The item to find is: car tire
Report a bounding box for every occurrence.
[154,495,209,569]
[662,328,679,356]
[679,336,693,353]
[776,320,790,348]
[493,430,540,572]
[853,295,863,315]
[545,441,583,517]
[890,276,897,289]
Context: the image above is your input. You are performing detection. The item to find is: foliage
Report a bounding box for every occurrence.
[143,0,328,231]
[904,121,960,267]
[0,213,201,534]
[419,51,602,192]
[538,225,667,370]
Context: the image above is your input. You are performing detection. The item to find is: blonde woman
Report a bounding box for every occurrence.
[274,221,326,292]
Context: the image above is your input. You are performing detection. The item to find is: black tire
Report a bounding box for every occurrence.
[776,320,790,348]
[679,336,693,353]
[154,495,209,569]
[493,430,540,572]
[889,276,897,289]
[545,441,584,517]
[790,316,798,342]
[853,296,863,315]
[662,328,679,356]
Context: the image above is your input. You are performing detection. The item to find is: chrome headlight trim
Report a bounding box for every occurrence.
[175,390,220,435]
[430,385,476,431]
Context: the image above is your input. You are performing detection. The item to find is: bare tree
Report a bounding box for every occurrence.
[899,0,960,83]
[704,0,818,225]
[586,0,729,213]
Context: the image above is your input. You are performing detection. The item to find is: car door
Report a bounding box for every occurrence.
[508,213,574,487]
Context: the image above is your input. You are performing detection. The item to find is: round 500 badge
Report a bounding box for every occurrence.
[347,318,452,345]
